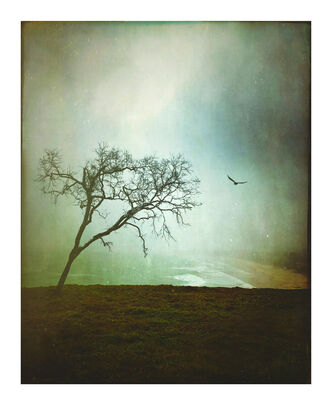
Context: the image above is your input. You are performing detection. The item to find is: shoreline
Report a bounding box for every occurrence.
[225,258,309,289]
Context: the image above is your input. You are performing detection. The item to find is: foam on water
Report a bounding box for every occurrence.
[170,263,254,288]
[172,274,206,286]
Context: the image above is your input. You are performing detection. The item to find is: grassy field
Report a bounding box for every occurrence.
[21,285,310,384]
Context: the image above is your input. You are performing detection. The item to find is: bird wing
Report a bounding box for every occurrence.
[237,181,247,184]
[227,175,236,183]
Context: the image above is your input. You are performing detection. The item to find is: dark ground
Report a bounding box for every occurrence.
[21,285,310,384]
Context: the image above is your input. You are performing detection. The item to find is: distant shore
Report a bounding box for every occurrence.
[22,285,310,384]
[225,258,309,289]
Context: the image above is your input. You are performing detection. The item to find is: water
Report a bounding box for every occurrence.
[22,254,256,288]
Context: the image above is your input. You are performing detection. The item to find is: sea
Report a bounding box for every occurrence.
[22,255,256,288]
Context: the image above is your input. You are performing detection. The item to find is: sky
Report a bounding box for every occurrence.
[22,22,310,275]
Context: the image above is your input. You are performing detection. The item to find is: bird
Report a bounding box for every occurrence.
[227,175,247,185]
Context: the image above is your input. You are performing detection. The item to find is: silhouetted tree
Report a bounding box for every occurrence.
[38,143,201,293]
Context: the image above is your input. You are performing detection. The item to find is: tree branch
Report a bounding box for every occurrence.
[126,222,148,257]
[38,145,201,258]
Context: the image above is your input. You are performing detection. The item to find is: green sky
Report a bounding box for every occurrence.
[22,22,310,271]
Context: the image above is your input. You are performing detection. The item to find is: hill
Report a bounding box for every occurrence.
[21,285,310,383]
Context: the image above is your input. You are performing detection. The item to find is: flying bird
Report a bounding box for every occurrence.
[227,175,247,185]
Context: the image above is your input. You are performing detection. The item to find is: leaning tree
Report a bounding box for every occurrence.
[38,143,200,293]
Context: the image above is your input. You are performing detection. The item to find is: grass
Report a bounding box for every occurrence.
[21,285,310,383]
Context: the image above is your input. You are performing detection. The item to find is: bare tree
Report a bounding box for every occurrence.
[38,143,201,293]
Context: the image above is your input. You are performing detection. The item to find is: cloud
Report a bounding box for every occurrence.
[88,25,210,131]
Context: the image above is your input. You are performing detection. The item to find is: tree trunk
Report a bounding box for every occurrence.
[56,200,91,294]
[56,249,78,294]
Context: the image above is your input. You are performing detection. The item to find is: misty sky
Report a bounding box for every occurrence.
[22,22,310,268]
